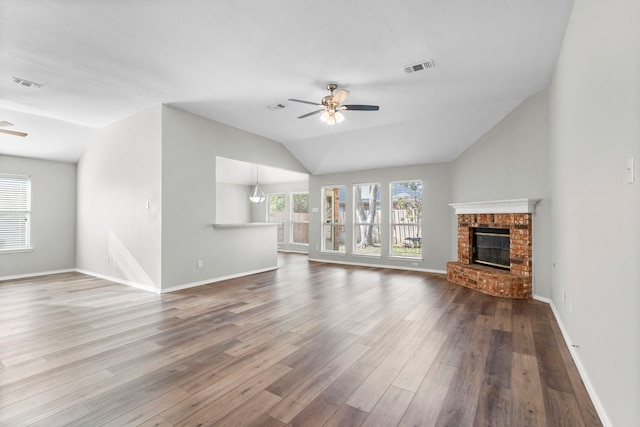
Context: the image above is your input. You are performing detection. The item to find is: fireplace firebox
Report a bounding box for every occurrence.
[472,227,510,270]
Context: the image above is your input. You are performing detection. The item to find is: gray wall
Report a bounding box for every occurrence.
[549,0,640,424]
[451,90,551,297]
[216,182,252,224]
[160,105,308,290]
[0,155,76,277]
[76,106,163,291]
[308,163,451,272]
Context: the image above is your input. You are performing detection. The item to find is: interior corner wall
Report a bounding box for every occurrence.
[76,106,162,291]
[307,163,451,272]
[160,105,308,290]
[0,155,76,277]
[549,0,640,425]
[450,90,552,298]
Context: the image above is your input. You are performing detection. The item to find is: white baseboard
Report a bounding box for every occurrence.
[532,295,612,427]
[0,268,76,282]
[161,266,278,293]
[308,257,447,275]
[75,269,161,294]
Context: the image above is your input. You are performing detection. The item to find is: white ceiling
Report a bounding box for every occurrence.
[0,0,574,175]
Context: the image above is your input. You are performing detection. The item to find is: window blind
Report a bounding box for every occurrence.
[0,174,31,250]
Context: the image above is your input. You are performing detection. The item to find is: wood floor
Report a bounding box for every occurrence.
[0,253,602,426]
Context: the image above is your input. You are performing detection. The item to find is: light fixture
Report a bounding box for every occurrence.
[320,108,345,126]
[249,164,266,203]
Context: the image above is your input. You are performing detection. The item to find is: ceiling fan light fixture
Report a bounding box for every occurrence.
[334,111,345,123]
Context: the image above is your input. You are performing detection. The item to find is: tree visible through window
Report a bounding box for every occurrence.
[390,180,422,257]
[354,183,381,256]
[0,174,31,251]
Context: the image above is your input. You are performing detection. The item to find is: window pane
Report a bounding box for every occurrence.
[291,193,309,244]
[321,186,345,252]
[292,223,309,244]
[353,183,381,256]
[0,174,31,250]
[267,193,285,243]
[322,224,345,252]
[390,180,422,257]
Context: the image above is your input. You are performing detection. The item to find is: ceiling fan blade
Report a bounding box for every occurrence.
[0,128,27,137]
[288,98,323,107]
[342,104,380,111]
[0,121,14,127]
[332,89,349,105]
[297,109,325,119]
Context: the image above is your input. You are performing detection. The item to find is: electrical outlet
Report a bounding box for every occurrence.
[412,262,418,267]
[197,260,203,268]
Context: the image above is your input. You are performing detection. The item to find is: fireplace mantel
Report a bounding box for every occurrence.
[449,198,539,215]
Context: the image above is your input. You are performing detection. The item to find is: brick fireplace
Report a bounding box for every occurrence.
[447,199,538,299]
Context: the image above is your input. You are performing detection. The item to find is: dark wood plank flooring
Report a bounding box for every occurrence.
[0,253,602,426]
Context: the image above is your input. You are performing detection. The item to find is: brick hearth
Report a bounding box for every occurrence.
[447,212,533,299]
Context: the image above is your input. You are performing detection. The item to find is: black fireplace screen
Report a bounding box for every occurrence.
[472,227,510,270]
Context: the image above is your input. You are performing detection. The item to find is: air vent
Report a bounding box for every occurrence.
[267,103,286,111]
[12,77,43,88]
[404,59,435,74]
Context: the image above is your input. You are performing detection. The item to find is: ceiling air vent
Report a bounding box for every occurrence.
[12,77,43,88]
[267,103,286,111]
[404,59,435,74]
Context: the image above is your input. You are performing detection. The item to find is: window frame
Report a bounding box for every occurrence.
[352,182,382,257]
[389,179,423,259]
[320,185,346,253]
[0,173,32,253]
[266,192,286,243]
[290,192,309,245]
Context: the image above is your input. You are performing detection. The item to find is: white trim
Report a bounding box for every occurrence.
[0,268,75,282]
[0,247,34,254]
[533,295,612,427]
[161,266,278,293]
[449,198,540,214]
[75,269,161,294]
[309,257,447,275]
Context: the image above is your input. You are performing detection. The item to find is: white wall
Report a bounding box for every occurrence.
[160,105,308,290]
[76,106,162,291]
[308,163,451,272]
[0,155,76,277]
[549,0,640,425]
[451,90,551,297]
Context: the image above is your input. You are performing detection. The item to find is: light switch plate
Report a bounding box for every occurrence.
[628,157,635,183]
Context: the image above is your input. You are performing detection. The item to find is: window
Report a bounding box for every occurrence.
[267,193,285,243]
[291,193,309,244]
[0,174,31,251]
[353,183,381,256]
[390,180,422,258]
[321,185,345,252]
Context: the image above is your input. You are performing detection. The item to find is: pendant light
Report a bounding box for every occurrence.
[249,164,266,203]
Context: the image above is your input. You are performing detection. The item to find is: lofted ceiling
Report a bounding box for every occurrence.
[0,0,574,175]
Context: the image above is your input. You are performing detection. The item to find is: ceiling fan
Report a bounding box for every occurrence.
[289,83,379,125]
[0,121,27,137]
